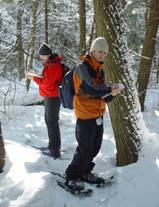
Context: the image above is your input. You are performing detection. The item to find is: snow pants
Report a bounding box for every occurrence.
[66,117,104,180]
[44,97,61,150]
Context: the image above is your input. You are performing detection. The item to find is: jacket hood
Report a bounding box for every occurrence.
[47,53,62,63]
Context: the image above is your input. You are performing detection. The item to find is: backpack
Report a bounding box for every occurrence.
[59,67,76,110]
[50,61,70,84]
[59,61,97,110]
[50,58,74,109]
[60,63,70,80]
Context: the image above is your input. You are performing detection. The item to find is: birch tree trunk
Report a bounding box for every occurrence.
[93,0,143,166]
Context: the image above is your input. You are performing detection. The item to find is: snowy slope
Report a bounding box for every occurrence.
[0,107,159,207]
[0,78,42,106]
[0,80,159,207]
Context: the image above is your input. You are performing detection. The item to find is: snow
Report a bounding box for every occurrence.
[0,78,42,106]
[145,89,159,113]
[0,80,159,207]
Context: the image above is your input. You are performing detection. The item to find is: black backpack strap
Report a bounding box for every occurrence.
[83,61,98,78]
[75,63,92,83]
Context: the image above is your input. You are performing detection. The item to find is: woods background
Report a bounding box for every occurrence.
[0,0,159,171]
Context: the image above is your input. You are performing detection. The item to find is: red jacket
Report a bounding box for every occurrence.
[33,56,63,97]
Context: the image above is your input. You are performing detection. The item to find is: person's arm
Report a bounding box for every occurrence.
[76,64,114,102]
[33,63,62,87]
[33,76,44,85]
[80,81,111,97]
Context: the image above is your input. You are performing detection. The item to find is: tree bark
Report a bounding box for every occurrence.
[16,7,25,80]
[157,59,159,83]
[0,13,2,31]
[0,122,5,173]
[79,0,86,56]
[88,16,95,49]
[44,0,49,44]
[26,0,38,91]
[137,0,159,111]
[93,0,142,166]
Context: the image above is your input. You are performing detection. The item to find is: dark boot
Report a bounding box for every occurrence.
[42,147,61,159]
[65,179,85,191]
[81,173,105,185]
[50,148,61,159]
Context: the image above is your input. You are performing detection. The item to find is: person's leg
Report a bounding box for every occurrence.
[92,120,104,158]
[65,118,97,181]
[82,118,104,175]
[79,118,106,184]
[44,97,61,152]
[44,98,48,126]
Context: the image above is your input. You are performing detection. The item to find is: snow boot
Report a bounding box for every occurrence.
[81,173,105,185]
[50,148,61,159]
[65,179,85,192]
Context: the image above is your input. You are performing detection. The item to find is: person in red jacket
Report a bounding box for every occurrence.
[27,43,63,159]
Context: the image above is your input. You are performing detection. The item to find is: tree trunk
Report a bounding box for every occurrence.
[26,0,38,91]
[44,0,49,44]
[0,13,2,31]
[157,59,159,83]
[93,0,143,166]
[88,16,95,49]
[0,122,5,173]
[137,0,159,112]
[79,0,86,56]
[16,8,25,80]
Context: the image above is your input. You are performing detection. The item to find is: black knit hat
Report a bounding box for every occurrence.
[38,43,52,56]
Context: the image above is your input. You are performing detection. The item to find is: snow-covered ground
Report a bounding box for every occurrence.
[0,79,159,207]
[0,78,42,106]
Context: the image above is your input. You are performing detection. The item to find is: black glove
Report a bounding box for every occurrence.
[103,95,114,103]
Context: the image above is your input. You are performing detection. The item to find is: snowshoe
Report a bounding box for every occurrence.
[81,173,115,187]
[57,178,92,195]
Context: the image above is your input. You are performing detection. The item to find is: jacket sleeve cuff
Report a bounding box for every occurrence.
[33,77,41,85]
[103,95,114,103]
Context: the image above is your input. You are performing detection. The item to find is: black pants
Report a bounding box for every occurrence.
[66,117,103,180]
[44,97,61,150]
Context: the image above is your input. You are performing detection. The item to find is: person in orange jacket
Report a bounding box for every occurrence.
[65,37,121,191]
